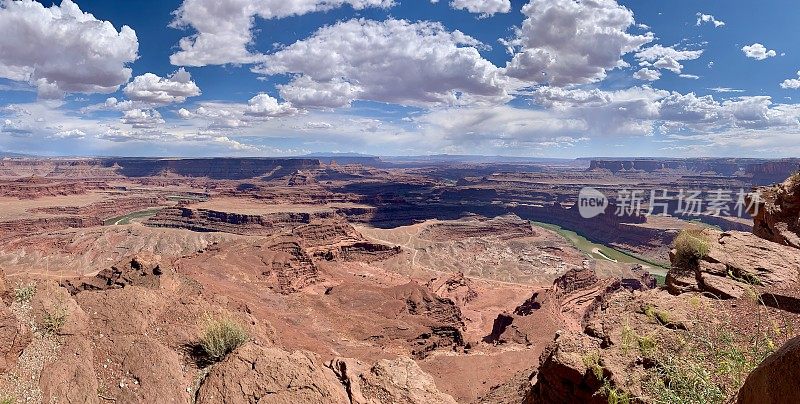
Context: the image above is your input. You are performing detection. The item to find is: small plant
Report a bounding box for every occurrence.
[42,306,68,335]
[13,282,36,303]
[672,228,709,269]
[582,351,604,380]
[199,315,248,361]
[644,304,671,326]
[621,322,658,357]
[1,396,15,404]
[599,380,632,404]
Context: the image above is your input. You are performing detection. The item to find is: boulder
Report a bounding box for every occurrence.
[0,304,31,373]
[667,230,800,299]
[749,175,800,249]
[328,356,458,404]
[40,337,100,404]
[60,253,165,295]
[195,343,350,404]
[737,336,800,404]
[0,268,10,305]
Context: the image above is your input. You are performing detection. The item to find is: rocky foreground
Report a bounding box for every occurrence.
[0,166,799,403]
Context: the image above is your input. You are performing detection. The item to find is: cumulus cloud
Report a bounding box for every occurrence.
[255,19,508,107]
[244,94,299,117]
[635,45,703,74]
[277,76,363,109]
[169,0,394,66]
[123,68,201,104]
[121,109,166,129]
[449,0,511,17]
[0,0,138,97]
[503,0,653,86]
[781,71,800,89]
[181,93,299,130]
[177,108,193,119]
[634,68,661,81]
[696,13,725,27]
[742,43,777,60]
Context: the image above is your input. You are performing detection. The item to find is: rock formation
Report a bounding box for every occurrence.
[485,264,653,345]
[0,303,31,373]
[60,254,165,295]
[749,175,800,249]
[195,343,351,404]
[737,336,800,404]
[666,229,800,299]
[426,272,478,307]
[328,356,459,404]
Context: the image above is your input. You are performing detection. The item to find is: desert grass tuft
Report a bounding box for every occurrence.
[672,227,709,269]
[199,315,248,361]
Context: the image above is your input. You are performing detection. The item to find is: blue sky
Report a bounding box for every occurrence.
[0,0,799,157]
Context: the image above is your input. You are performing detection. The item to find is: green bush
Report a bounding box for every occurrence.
[42,306,68,335]
[673,228,709,269]
[13,282,36,304]
[0,396,15,404]
[199,316,248,361]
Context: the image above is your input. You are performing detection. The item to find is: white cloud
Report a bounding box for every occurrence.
[449,0,511,17]
[742,43,777,60]
[244,94,299,117]
[50,129,86,139]
[0,0,138,98]
[709,87,744,93]
[679,74,700,80]
[169,0,394,66]
[177,108,193,119]
[414,105,589,152]
[634,68,661,81]
[696,13,725,27]
[635,45,703,74]
[277,76,363,109]
[503,0,653,86]
[780,71,800,89]
[255,19,508,107]
[121,109,166,129]
[123,68,201,104]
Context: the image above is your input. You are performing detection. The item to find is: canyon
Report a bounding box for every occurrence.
[0,156,798,403]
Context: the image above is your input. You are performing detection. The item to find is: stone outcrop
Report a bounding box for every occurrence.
[426,272,478,307]
[195,343,351,404]
[737,336,800,404]
[328,356,459,404]
[178,238,321,295]
[485,264,654,345]
[524,289,695,403]
[666,229,800,299]
[60,254,165,295]
[195,342,459,404]
[749,175,800,249]
[0,268,9,305]
[392,282,466,359]
[0,303,31,373]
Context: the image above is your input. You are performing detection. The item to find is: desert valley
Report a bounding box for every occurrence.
[0,156,799,403]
